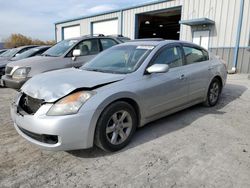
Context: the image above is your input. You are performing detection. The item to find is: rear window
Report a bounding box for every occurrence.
[100,39,118,50]
[183,46,209,65]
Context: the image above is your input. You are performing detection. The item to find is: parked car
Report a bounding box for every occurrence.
[2,35,129,89]
[0,49,7,55]
[10,40,227,152]
[10,46,51,61]
[0,45,37,79]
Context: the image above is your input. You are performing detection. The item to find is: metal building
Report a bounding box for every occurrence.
[55,0,250,73]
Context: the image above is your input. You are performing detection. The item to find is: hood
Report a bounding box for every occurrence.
[0,59,10,67]
[7,55,60,68]
[0,56,10,61]
[21,68,126,102]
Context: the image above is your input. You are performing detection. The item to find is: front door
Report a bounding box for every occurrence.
[67,39,100,68]
[138,44,189,119]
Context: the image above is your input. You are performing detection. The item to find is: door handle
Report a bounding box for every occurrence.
[179,74,185,80]
[208,66,214,70]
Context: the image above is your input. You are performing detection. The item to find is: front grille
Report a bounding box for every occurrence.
[5,66,13,75]
[19,93,44,114]
[18,126,58,144]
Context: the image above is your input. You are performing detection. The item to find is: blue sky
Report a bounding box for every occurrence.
[0,0,152,42]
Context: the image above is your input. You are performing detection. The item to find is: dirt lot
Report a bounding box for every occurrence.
[0,74,250,188]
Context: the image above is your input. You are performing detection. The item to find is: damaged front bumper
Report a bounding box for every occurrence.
[10,95,98,151]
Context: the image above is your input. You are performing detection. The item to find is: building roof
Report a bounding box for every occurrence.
[55,0,170,25]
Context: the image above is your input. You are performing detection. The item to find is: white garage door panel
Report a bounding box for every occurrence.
[63,25,80,40]
[93,19,118,36]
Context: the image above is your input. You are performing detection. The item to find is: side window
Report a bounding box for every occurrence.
[183,46,208,64]
[18,47,32,54]
[34,49,47,56]
[70,39,99,56]
[100,39,118,50]
[153,46,183,68]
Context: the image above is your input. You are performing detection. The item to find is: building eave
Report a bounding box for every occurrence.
[55,0,171,25]
[179,18,215,26]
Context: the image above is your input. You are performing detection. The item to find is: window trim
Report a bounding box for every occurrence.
[181,44,209,66]
[144,43,185,74]
[65,38,100,58]
[99,38,119,51]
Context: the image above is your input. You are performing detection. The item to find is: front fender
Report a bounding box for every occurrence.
[86,91,144,148]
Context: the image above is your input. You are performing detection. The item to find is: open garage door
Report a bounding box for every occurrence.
[63,25,80,40]
[92,19,118,36]
[136,7,181,40]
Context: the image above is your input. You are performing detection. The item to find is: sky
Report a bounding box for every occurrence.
[0,0,152,42]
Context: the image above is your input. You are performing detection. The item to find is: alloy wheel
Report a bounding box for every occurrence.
[106,110,133,145]
[209,82,220,104]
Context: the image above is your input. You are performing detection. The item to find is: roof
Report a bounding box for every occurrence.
[16,45,38,50]
[121,39,185,47]
[179,18,215,26]
[121,39,208,52]
[55,0,170,25]
[61,35,130,41]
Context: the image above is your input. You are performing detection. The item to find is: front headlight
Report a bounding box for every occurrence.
[12,67,31,79]
[47,91,95,116]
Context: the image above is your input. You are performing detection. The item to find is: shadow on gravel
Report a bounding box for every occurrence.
[68,83,247,158]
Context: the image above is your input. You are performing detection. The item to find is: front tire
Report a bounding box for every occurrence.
[204,78,222,107]
[94,101,137,152]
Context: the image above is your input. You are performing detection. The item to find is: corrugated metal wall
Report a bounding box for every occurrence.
[210,48,250,73]
[56,12,121,41]
[180,0,249,48]
[56,0,250,48]
[55,0,250,72]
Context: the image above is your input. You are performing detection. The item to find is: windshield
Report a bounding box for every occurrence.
[43,39,78,57]
[11,48,40,60]
[82,45,153,74]
[0,48,19,58]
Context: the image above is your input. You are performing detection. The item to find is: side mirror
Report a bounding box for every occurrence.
[146,64,169,74]
[72,49,81,61]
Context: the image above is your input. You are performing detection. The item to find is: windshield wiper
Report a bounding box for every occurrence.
[43,54,56,57]
[85,68,102,72]
[83,68,109,73]
[83,68,124,74]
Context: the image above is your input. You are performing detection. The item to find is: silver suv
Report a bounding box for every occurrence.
[0,45,38,79]
[2,35,129,89]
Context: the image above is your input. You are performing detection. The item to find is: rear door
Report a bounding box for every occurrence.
[66,39,100,68]
[139,44,189,118]
[182,45,211,102]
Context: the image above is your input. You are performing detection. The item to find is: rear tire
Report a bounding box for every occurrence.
[94,101,137,152]
[204,78,222,107]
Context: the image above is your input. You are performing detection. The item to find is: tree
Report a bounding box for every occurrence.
[4,34,55,48]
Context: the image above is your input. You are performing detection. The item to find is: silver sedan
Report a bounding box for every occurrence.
[11,40,227,151]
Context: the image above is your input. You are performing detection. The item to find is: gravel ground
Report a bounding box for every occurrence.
[0,74,250,188]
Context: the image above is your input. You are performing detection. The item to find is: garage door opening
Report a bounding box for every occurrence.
[136,7,181,40]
